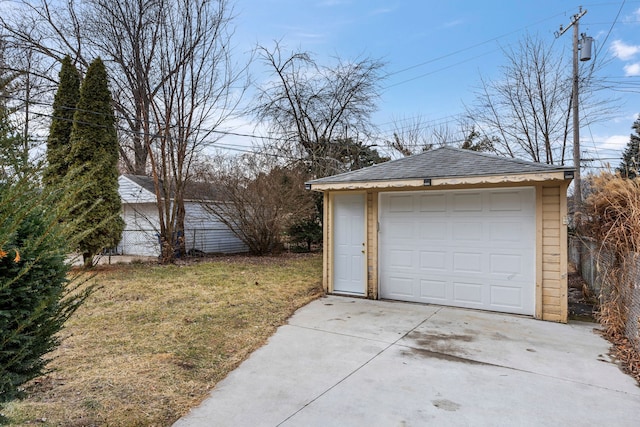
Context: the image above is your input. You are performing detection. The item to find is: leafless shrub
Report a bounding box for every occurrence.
[198,154,316,255]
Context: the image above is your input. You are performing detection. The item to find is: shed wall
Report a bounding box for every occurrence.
[118,203,160,256]
[183,203,248,254]
[366,191,379,299]
[117,202,247,257]
[118,175,156,203]
[539,184,569,322]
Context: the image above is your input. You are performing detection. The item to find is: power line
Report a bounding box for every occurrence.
[384,9,570,80]
[383,48,500,90]
[374,3,639,134]
[379,7,637,90]
[4,91,630,163]
[0,93,282,143]
[595,0,626,59]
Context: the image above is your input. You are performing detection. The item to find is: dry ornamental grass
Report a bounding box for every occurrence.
[3,253,323,426]
[582,172,640,383]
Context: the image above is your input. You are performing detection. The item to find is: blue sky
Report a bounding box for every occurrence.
[228,0,640,168]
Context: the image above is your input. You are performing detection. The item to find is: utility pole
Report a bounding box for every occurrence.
[555,6,591,219]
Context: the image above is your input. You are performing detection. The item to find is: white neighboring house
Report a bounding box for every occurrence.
[116,175,248,257]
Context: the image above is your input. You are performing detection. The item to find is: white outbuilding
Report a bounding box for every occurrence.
[116,175,247,257]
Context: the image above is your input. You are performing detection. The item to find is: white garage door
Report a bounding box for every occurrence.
[379,188,535,315]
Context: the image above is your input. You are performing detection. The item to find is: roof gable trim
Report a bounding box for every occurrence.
[310,171,571,191]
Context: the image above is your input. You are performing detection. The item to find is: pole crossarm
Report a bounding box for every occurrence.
[555,8,587,38]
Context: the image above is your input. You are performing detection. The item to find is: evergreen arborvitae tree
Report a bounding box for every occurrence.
[43,55,81,187]
[0,173,93,411]
[0,47,93,415]
[618,116,640,179]
[68,57,123,266]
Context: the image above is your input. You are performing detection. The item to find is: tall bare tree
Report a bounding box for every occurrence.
[253,42,385,177]
[0,33,52,174]
[1,0,247,262]
[466,34,611,165]
[86,0,163,176]
[148,0,246,260]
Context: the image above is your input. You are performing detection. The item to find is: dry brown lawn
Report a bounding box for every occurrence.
[3,253,323,426]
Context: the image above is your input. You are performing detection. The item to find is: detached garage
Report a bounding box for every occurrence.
[307,147,574,323]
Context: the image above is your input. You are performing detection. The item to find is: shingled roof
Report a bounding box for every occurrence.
[123,174,156,194]
[121,174,223,201]
[307,146,573,185]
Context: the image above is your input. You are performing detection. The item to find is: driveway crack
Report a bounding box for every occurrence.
[276,307,444,426]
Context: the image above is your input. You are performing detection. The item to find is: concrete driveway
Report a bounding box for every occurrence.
[174,296,640,427]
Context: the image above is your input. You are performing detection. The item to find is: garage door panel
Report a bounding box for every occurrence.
[386,276,414,297]
[490,253,526,276]
[419,193,446,212]
[490,285,524,308]
[389,249,414,268]
[380,188,535,315]
[387,220,414,239]
[452,252,483,273]
[452,192,483,211]
[490,222,526,242]
[388,194,414,212]
[453,281,484,305]
[489,191,527,211]
[419,251,447,271]
[420,279,447,300]
[419,221,448,240]
[452,222,483,241]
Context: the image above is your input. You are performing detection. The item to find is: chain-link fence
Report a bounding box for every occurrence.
[114,228,248,257]
[570,236,640,352]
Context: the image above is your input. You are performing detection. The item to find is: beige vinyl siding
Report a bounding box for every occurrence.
[366,190,379,299]
[540,185,567,322]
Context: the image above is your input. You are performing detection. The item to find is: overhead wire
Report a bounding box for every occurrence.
[3,4,637,161]
[383,9,570,80]
[374,9,573,134]
[2,89,627,163]
[594,0,626,59]
[0,93,282,143]
[378,3,639,138]
[1,94,353,164]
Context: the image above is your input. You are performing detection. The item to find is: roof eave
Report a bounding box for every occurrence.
[308,170,573,191]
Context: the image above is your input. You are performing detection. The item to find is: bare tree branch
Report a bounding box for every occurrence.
[253,42,385,177]
[1,0,248,262]
[466,34,616,165]
[199,153,315,255]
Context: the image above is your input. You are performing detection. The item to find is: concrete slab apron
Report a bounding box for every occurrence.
[174,296,640,427]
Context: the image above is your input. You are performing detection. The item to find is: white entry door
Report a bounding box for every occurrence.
[379,188,536,315]
[333,193,366,295]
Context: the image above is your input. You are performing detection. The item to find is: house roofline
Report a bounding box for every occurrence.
[308,170,572,191]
